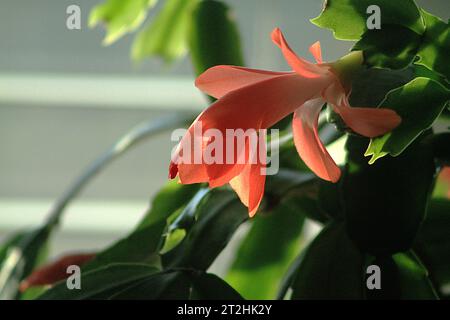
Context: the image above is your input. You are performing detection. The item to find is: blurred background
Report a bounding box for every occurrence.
[0,0,448,270]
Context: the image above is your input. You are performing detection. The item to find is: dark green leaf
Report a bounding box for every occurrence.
[160,188,209,254]
[287,223,365,299]
[162,189,248,270]
[349,67,415,107]
[353,25,421,69]
[365,77,449,163]
[311,0,424,40]
[365,256,401,300]
[393,252,439,299]
[108,270,191,300]
[166,188,209,232]
[365,253,438,300]
[109,270,242,300]
[190,273,243,300]
[265,169,316,199]
[38,263,158,300]
[432,133,450,165]
[137,181,200,230]
[317,180,344,221]
[344,135,435,255]
[278,139,310,172]
[414,199,450,297]
[83,223,163,272]
[226,199,305,299]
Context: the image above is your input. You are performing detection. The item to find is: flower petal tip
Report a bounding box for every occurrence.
[169,162,178,179]
[248,208,258,218]
[329,170,341,183]
[318,167,341,184]
[309,41,323,64]
[270,27,282,46]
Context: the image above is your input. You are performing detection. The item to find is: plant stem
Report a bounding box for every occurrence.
[45,112,194,227]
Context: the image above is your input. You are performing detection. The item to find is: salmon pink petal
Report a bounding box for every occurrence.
[198,73,332,130]
[292,98,341,182]
[171,70,332,188]
[194,73,332,183]
[20,253,95,291]
[170,120,209,184]
[271,28,325,78]
[323,80,401,138]
[309,41,323,64]
[337,106,402,138]
[208,162,247,188]
[195,65,291,99]
[229,139,266,217]
[177,161,209,184]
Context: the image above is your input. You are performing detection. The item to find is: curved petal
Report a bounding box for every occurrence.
[197,73,332,182]
[337,106,402,138]
[229,137,266,217]
[195,65,290,99]
[20,253,95,291]
[309,41,323,64]
[323,79,401,138]
[172,71,333,187]
[200,73,332,130]
[170,118,210,184]
[271,28,325,78]
[292,98,341,182]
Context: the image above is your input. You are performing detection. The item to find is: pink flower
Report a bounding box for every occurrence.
[169,28,401,217]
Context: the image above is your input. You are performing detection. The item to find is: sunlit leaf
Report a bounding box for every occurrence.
[311,0,424,41]
[416,10,450,80]
[365,77,449,163]
[132,0,199,62]
[413,64,450,90]
[89,0,157,45]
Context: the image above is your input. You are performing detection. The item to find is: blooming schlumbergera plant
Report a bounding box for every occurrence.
[169,28,401,216]
[0,0,449,301]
